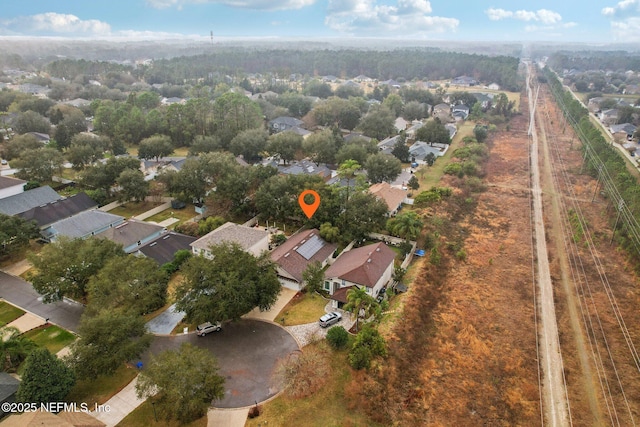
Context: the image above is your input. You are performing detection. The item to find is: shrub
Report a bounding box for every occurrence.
[174,221,199,237]
[326,326,349,349]
[349,345,372,370]
[443,163,462,176]
[348,326,387,370]
[248,405,261,418]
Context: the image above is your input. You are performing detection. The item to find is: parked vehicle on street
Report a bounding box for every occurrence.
[196,321,222,336]
[319,312,342,328]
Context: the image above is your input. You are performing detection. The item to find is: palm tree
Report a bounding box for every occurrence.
[344,286,378,333]
[389,211,423,241]
[0,327,36,372]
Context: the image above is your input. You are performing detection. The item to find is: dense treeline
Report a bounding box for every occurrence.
[45,49,519,91]
[547,51,640,72]
[544,66,640,263]
[148,49,519,89]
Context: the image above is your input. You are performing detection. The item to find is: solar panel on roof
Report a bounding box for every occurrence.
[296,235,325,260]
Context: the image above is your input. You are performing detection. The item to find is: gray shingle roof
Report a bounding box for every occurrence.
[45,210,124,240]
[138,232,198,265]
[0,176,26,191]
[0,372,19,403]
[18,192,97,228]
[95,219,165,251]
[191,222,268,252]
[0,186,62,216]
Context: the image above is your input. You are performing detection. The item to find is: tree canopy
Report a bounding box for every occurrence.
[17,348,75,404]
[136,343,225,423]
[28,237,125,303]
[175,242,281,324]
[365,153,403,184]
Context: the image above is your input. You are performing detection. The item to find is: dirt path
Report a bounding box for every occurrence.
[526,64,571,426]
[534,84,605,424]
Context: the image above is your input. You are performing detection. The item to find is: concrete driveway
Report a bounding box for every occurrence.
[0,271,83,333]
[139,319,299,408]
[145,303,185,335]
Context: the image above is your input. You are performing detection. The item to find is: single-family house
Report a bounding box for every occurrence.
[0,186,61,216]
[1,409,105,426]
[378,135,401,155]
[136,231,197,265]
[369,182,407,215]
[432,103,452,121]
[190,222,269,259]
[472,93,494,110]
[63,98,91,108]
[269,116,305,134]
[488,83,500,90]
[17,192,97,229]
[279,159,333,181]
[0,373,19,418]
[451,76,477,86]
[161,97,186,105]
[95,219,166,253]
[587,97,606,113]
[0,176,25,200]
[452,104,470,120]
[354,75,373,83]
[270,229,337,291]
[42,210,125,242]
[394,117,409,132]
[324,242,396,308]
[610,123,637,140]
[343,133,372,144]
[599,109,619,125]
[26,132,50,143]
[341,80,361,89]
[405,121,424,140]
[445,123,457,139]
[409,141,448,161]
[380,79,401,89]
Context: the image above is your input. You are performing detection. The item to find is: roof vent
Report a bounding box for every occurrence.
[293,246,299,250]
[150,242,157,247]
[163,235,170,240]
[367,259,372,263]
[284,253,290,257]
[376,247,380,252]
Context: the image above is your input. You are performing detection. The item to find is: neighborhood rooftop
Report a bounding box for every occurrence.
[95,219,165,251]
[191,222,269,252]
[270,229,337,283]
[17,192,98,228]
[0,176,26,191]
[324,242,396,288]
[43,210,124,240]
[0,186,62,216]
[137,231,197,265]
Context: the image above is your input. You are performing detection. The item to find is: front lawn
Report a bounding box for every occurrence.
[275,292,327,326]
[108,201,162,219]
[116,400,207,427]
[0,302,25,326]
[22,325,76,354]
[66,364,138,407]
[144,206,197,228]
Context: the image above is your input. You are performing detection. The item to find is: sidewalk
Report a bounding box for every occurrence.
[243,288,297,322]
[5,312,46,334]
[207,408,249,427]
[91,375,145,427]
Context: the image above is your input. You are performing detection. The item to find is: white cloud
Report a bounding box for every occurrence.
[325,0,458,35]
[485,8,561,24]
[602,0,640,39]
[146,0,315,10]
[1,13,111,36]
[602,0,640,17]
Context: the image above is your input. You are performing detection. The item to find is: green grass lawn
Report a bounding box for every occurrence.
[108,201,162,218]
[22,325,76,354]
[417,121,475,190]
[67,364,138,407]
[275,292,327,326]
[116,400,207,427]
[0,302,25,326]
[144,205,197,228]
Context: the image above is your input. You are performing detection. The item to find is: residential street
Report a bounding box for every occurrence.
[0,271,83,333]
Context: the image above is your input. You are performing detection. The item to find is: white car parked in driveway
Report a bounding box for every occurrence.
[319,312,342,328]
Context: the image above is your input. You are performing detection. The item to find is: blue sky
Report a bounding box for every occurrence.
[0,0,638,42]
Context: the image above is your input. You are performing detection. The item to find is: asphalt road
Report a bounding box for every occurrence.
[0,271,84,333]
[138,319,300,408]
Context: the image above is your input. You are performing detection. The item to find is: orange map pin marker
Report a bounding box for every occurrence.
[298,190,320,219]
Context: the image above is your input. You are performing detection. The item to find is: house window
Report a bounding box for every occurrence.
[324,281,330,291]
